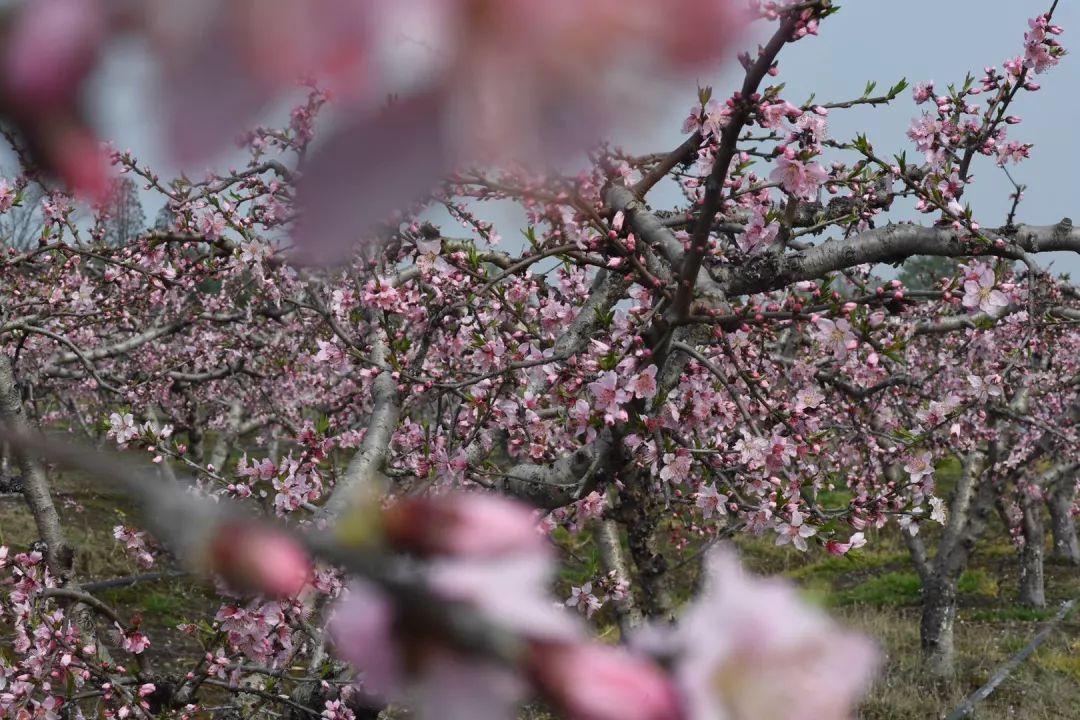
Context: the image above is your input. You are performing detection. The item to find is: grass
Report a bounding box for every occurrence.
[732,523,1080,720]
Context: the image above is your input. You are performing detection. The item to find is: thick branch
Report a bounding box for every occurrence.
[498,430,617,509]
[319,332,401,520]
[724,221,1080,296]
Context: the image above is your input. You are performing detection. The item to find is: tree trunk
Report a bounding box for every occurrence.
[0,354,75,580]
[921,574,959,678]
[596,517,643,634]
[208,401,243,472]
[615,467,672,621]
[1047,476,1080,565]
[1018,489,1046,608]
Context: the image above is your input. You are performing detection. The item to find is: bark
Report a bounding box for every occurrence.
[208,401,243,473]
[721,219,1080,297]
[900,447,999,678]
[1018,489,1046,608]
[921,574,959,678]
[318,333,400,520]
[613,465,673,621]
[0,353,74,580]
[595,517,643,634]
[1047,475,1080,565]
[499,430,617,509]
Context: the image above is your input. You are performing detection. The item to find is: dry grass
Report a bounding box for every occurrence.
[734,527,1080,720]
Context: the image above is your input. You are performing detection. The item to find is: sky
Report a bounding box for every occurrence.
[85,1,1080,277]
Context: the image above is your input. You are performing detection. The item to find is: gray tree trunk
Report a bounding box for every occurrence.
[1047,476,1080,565]
[904,447,1000,679]
[0,354,74,579]
[920,574,958,678]
[208,401,243,473]
[1018,489,1046,608]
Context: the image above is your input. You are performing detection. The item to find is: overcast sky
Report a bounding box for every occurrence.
[88,1,1080,276]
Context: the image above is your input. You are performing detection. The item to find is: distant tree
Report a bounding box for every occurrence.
[101,177,145,246]
[898,255,961,290]
[0,181,44,250]
[153,202,177,231]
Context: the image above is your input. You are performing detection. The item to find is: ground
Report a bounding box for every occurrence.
[2,470,1079,719]
[736,530,1080,720]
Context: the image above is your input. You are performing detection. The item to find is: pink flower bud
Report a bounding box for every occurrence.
[207,522,311,597]
[382,493,545,558]
[528,642,681,720]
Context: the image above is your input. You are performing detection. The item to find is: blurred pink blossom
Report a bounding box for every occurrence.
[207,522,311,598]
[528,642,681,720]
[673,548,878,720]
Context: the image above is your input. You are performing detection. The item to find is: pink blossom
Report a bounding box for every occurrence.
[814,317,856,359]
[197,211,227,240]
[330,554,575,715]
[121,631,151,655]
[628,365,659,400]
[113,526,155,569]
[314,338,348,366]
[759,99,802,130]
[903,451,934,483]
[962,266,1009,315]
[699,99,732,138]
[775,510,816,552]
[1024,15,1062,74]
[588,370,630,425]
[825,532,866,556]
[327,581,403,699]
[907,114,941,162]
[207,522,311,598]
[997,140,1032,166]
[967,374,1004,403]
[737,208,779,254]
[696,484,727,519]
[0,180,15,213]
[912,81,934,103]
[0,0,110,199]
[794,112,828,145]
[107,412,139,447]
[769,151,828,201]
[674,548,878,720]
[659,450,693,484]
[929,497,948,525]
[794,386,824,413]
[565,582,603,618]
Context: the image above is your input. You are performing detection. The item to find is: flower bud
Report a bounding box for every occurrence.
[207,522,311,597]
[382,494,545,558]
[528,642,681,720]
